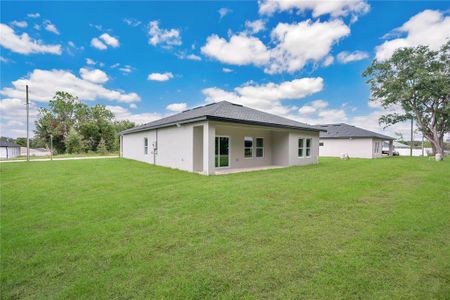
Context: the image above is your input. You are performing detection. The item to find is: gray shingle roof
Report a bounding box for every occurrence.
[0,141,21,147]
[318,123,394,140]
[121,101,324,135]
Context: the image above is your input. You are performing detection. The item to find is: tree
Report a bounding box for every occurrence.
[112,120,135,151]
[78,105,115,151]
[35,92,88,153]
[65,127,84,154]
[363,41,450,158]
[97,138,107,154]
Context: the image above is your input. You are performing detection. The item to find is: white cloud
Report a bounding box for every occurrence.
[123,18,141,27]
[218,8,232,19]
[201,34,270,66]
[166,102,187,112]
[86,58,96,65]
[176,52,202,61]
[99,33,119,47]
[79,68,109,84]
[10,20,28,28]
[33,24,40,30]
[44,20,59,35]
[27,13,40,18]
[203,77,323,115]
[337,50,369,63]
[323,55,334,66]
[0,98,39,137]
[375,10,450,61]
[90,33,119,50]
[147,72,174,82]
[259,0,370,18]
[106,105,162,125]
[266,19,350,74]
[119,65,133,74]
[90,37,107,50]
[245,20,266,34]
[201,19,350,74]
[0,69,140,103]
[0,23,61,55]
[148,21,181,48]
[0,56,12,63]
[222,67,233,73]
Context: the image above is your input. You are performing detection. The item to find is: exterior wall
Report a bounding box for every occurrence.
[319,138,375,158]
[122,121,207,172]
[214,123,274,169]
[272,132,289,166]
[288,130,320,166]
[0,147,21,159]
[213,122,320,170]
[193,126,204,172]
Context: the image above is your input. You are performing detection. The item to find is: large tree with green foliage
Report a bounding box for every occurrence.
[34,91,136,153]
[363,41,450,157]
[35,92,88,153]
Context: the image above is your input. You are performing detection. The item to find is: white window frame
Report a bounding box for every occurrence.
[255,137,264,158]
[298,138,305,158]
[244,136,253,159]
[144,137,148,155]
[306,138,312,158]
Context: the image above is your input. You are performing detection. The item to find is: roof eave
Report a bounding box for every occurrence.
[120,116,208,135]
[206,116,326,132]
[320,136,395,140]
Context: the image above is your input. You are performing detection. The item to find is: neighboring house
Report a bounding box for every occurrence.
[20,147,51,157]
[383,141,432,156]
[317,123,395,159]
[0,141,21,159]
[120,101,325,175]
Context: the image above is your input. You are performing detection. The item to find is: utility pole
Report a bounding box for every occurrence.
[410,117,413,157]
[26,85,30,162]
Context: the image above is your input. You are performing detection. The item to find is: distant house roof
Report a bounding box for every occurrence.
[318,123,394,140]
[0,141,20,147]
[121,101,325,135]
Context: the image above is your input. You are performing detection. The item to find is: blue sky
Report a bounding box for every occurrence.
[1,1,449,138]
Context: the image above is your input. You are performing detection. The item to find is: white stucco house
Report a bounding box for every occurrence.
[120,101,325,175]
[317,123,395,159]
[0,141,21,159]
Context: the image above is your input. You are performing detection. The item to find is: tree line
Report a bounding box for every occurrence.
[12,91,135,154]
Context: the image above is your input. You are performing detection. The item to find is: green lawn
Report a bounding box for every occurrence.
[1,157,449,299]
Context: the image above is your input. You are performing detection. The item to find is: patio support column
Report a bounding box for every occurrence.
[388,140,394,156]
[203,122,215,175]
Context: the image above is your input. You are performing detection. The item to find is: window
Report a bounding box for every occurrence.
[144,137,148,155]
[244,137,253,158]
[306,138,312,157]
[256,138,264,158]
[298,138,304,157]
[319,142,324,146]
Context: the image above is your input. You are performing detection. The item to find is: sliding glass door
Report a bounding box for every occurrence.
[215,136,229,168]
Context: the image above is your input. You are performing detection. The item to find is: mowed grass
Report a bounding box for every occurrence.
[1,157,449,299]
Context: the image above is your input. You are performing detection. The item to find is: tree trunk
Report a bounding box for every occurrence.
[427,133,444,160]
